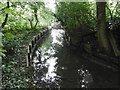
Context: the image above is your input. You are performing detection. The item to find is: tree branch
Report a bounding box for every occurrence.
[106,4,113,20]
[28,18,34,29]
[33,8,39,29]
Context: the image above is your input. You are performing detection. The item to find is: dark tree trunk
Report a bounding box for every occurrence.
[1,2,9,28]
[96,2,112,54]
[33,9,39,29]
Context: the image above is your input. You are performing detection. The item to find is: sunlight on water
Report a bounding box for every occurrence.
[32,27,65,88]
[31,24,119,88]
[40,29,64,80]
[78,66,93,88]
[32,25,94,88]
[44,57,57,81]
[51,29,64,46]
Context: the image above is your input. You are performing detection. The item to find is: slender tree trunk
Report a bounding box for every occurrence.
[33,9,39,29]
[1,1,9,28]
[96,2,112,54]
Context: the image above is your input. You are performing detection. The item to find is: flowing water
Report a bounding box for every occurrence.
[31,27,119,88]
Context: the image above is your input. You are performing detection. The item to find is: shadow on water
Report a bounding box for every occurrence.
[30,27,119,88]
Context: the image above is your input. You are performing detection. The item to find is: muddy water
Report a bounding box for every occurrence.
[31,28,119,88]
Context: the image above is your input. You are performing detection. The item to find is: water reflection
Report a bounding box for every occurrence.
[31,27,94,88]
[78,66,93,88]
[31,26,119,88]
[32,28,64,88]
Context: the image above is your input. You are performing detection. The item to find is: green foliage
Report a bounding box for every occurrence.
[0,2,55,31]
[1,49,7,57]
[2,59,27,88]
[106,2,120,21]
[1,49,7,52]
[4,8,13,14]
[2,30,32,88]
[4,32,14,39]
[56,2,95,30]
[0,1,57,88]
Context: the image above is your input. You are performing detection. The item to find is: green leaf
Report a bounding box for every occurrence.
[4,8,12,14]
[0,52,5,57]
[4,33,14,39]
[2,49,7,52]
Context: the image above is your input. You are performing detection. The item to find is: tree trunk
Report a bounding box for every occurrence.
[33,9,39,29]
[96,2,112,54]
[1,1,9,28]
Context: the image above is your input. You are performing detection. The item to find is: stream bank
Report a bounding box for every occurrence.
[2,28,48,88]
